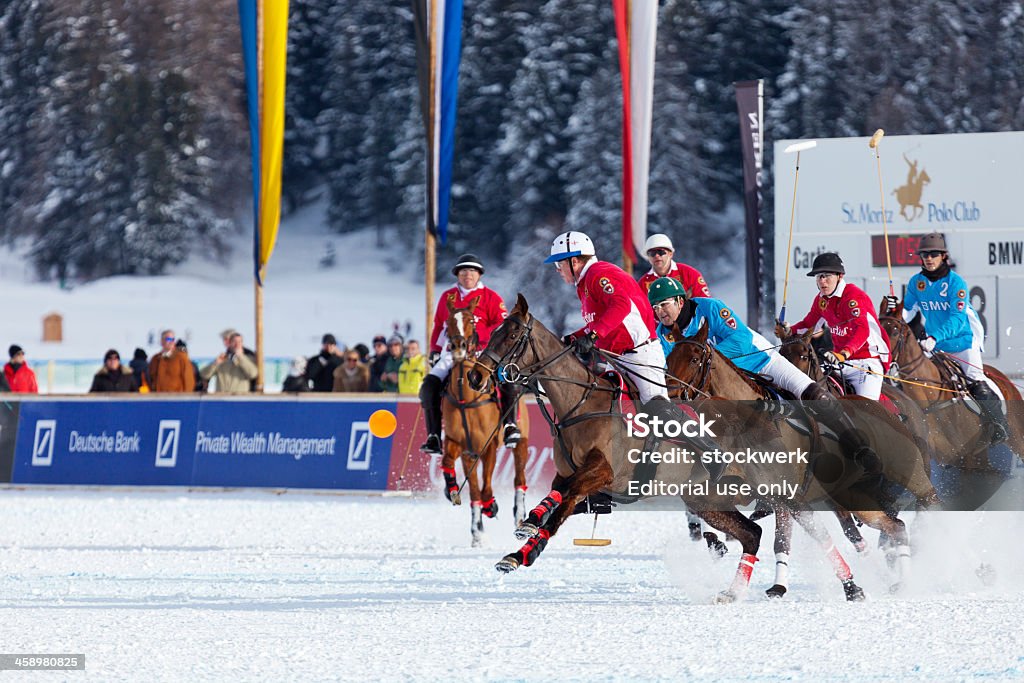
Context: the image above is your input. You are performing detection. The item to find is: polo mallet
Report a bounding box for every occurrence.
[778,140,818,323]
[574,512,611,547]
[869,128,895,297]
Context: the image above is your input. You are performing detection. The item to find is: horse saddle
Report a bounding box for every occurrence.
[929,352,984,417]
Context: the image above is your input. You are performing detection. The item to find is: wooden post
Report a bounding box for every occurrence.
[623,249,633,277]
[425,230,436,344]
[255,274,265,393]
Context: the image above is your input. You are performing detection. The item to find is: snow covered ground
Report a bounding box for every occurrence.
[1,487,1022,682]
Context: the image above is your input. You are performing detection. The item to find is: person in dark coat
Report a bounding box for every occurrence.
[282,356,311,393]
[89,349,137,393]
[306,333,344,392]
[368,335,389,392]
[129,347,151,391]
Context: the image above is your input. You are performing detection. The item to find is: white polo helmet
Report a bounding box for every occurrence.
[643,233,674,253]
[545,231,596,263]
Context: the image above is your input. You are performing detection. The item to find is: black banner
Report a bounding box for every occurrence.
[0,398,19,483]
[735,80,765,330]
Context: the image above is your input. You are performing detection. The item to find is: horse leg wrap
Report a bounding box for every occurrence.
[773,552,790,589]
[823,542,853,581]
[481,497,498,519]
[442,467,458,502]
[728,553,759,596]
[515,528,551,567]
[513,487,527,525]
[527,490,563,527]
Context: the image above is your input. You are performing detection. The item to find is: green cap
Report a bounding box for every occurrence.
[647,277,687,306]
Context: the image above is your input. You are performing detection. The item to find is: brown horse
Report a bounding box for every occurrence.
[666,319,942,594]
[476,295,844,602]
[441,298,529,547]
[878,305,1024,506]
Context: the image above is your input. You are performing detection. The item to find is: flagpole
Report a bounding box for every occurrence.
[426,232,435,346]
[255,273,265,392]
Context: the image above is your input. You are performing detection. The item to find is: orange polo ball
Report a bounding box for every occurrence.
[368,409,397,438]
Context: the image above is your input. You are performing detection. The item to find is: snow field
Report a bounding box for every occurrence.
[1,488,1023,681]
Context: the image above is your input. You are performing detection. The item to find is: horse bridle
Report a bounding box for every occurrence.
[668,338,714,400]
[879,315,917,376]
[480,313,573,385]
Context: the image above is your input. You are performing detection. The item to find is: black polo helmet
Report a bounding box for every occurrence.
[807,252,846,276]
[452,254,485,276]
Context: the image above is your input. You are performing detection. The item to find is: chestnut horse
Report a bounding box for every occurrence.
[477,295,855,601]
[441,298,529,547]
[878,305,1024,506]
[666,319,943,594]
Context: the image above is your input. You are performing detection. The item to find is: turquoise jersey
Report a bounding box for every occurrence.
[657,297,773,373]
[903,270,983,353]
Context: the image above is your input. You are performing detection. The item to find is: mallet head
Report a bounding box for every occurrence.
[869,129,885,149]
[783,140,817,154]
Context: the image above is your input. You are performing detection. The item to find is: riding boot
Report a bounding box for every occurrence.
[799,383,883,475]
[418,374,444,454]
[968,380,1009,445]
[498,382,523,447]
[642,396,725,482]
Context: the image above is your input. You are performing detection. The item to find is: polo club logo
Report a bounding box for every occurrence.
[893,153,931,222]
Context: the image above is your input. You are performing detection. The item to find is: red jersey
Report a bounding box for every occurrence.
[570,260,658,354]
[3,363,39,393]
[429,285,508,354]
[638,261,711,298]
[792,280,890,366]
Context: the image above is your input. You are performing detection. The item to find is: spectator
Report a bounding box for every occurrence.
[177,339,206,393]
[306,333,344,392]
[379,336,404,393]
[333,350,369,392]
[0,367,9,392]
[220,328,258,391]
[129,347,151,392]
[3,345,38,393]
[368,335,389,392]
[200,332,258,394]
[89,349,137,393]
[398,340,426,395]
[148,329,195,392]
[353,343,370,363]
[282,356,311,393]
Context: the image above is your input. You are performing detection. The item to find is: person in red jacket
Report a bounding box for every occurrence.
[545,231,722,479]
[419,254,522,455]
[637,233,711,298]
[776,252,889,400]
[775,252,886,476]
[4,345,39,393]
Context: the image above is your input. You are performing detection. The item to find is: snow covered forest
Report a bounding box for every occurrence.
[2,0,1023,294]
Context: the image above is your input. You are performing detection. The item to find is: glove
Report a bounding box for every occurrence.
[573,332,597,355]
[920,336,936,353]
[883,295,899,313]
[428,351,441,367]
[823,350,847,365]
[561,334,576,347]
[774,320,791,339]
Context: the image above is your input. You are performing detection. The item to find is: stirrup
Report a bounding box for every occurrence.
[502,423,521,447]
[420,434,442,455]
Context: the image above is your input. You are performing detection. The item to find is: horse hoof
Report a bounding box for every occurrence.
[976,563,997,587]
[843,580,866,602]
[446,489,461,506]
[888,581,903,595]
[765,584,787,599]
[713,590,738,604]
[704,532,728,559]
[495,555,520,573]
[514,523,539,541]
[472,534,483,548]
[483,501,499,519]
[688,523,702,542]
